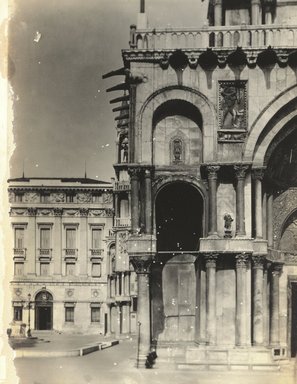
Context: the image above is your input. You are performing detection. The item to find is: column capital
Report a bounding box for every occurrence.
[128,167,142,178]
[252,254,265,269]
[27,207,37,216]
[235,253,250,269]
[144,168,152,178]
[53,208,63,217]
[79,208,89,217]
[271,262,283,275]
[234,164,249,180]
[252,167,266,181]
[207,165,220,180]
[205,253,219,268]
[130,256,153,274]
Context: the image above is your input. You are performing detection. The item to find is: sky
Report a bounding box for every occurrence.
[8,0,208,182]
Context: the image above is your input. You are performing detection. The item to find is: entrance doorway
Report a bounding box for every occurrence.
[291,283,297,357]
[35,291,53,330]
[155,182,204,252]
[152,182,204,344]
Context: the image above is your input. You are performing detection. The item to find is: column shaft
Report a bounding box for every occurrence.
[144,170,152,234]
[236,254,248,346]
[205,254,217,345]
[262,192,267,240]
[252,256,264,346]
[267,193,274,247]
[234,165,248,236]
[129,170,139,233]
[214,0,222,26]
[270,264,282,345]
[251,0,261,24]
[207,166,220,236]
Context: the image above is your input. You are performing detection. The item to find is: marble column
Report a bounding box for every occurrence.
[267,193,274,247]
[115,302,121,338]
[253,168,265,239]
[106,304,111,335]
[144,169,152,234]
[53,209,63,275]
[252,255,265,346]
[214,0,222,26]
[270,263,283,346]
[235,254,249,346]
[130,256,152,368]
[251,0,261,24]
[234,165,249,237]
[205,253,218,345]
[129,168,140,233]
[207,166,220,237]
[114,194,119,218]
[262,192,267,240]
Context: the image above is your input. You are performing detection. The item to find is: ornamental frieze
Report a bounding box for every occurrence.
[23,193,39,203]
[50,193,65,203]
[76,193,92,203]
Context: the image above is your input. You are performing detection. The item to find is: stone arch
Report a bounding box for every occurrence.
[278,209,297,252]
[153,176,208,238]
[243,84,297,165]
[136,85,216,164]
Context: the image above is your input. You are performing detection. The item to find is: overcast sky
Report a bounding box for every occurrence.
[8,0,207,182]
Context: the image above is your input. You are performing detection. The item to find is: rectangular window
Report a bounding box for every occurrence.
[132,297,138,312]
[14,262,24,276]
[13,306,23,321]
[15,228,24,249]
[91,307,100,323]
[66,228,76,249]
[91,263,101,277]
[66,263,75,276]
[65,307,74,322]
[40,228,50,249]
[40,263,49,276]
[92,228,101,249]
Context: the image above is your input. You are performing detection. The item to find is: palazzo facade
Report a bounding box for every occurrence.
[104,0,297,369]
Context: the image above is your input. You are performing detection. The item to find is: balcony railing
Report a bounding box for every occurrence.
[114,181,130,191]
[38,248,52,261]
[13,248,26,260]
[114,217,131,227]
[130,25,297,50]
[64,248,78,260]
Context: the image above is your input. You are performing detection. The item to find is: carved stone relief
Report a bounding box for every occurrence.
[102,193,113,204]
[50,193,65,203]
[76,193,92,203]
[218,80,247,143]
[23,193,39,203]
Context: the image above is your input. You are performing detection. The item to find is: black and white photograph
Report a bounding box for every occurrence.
[1,0,297,383]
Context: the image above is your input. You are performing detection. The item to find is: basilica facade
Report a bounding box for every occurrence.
[104,0,297,369]
[8,0,297,371]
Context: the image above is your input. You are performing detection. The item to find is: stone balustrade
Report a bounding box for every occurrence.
[114,217,131,227]
[13,248,26,260]
[64,248,78,260]
[130,25,297,50]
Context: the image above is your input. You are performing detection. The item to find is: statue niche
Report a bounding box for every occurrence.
[171,138,183,164]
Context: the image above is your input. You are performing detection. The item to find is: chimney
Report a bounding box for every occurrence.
[137,0,148,29]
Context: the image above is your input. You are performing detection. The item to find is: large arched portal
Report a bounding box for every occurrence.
[151,182,204,344]
[155,182,204,252]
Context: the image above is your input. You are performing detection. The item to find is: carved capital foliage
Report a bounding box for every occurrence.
[207,165,220,180]
[27,207,37,216]
[144,168,152,178]
[53,208,63,217]
[235,253,249,268]
[252,167,266,181]
[128,167,142,179]
[79,208,89,217]
[234,164,249,180]
[271,262,283,275]
[252,255,265,269]
[204,253,218,268]
[130,256,153,274]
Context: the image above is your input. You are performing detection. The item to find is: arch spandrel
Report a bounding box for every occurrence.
[243,84,297,165]
[135,85,216,164]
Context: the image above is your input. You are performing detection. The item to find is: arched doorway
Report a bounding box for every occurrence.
[155,182,204,252]
[151,182,204,344]
[35,291,53,330]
